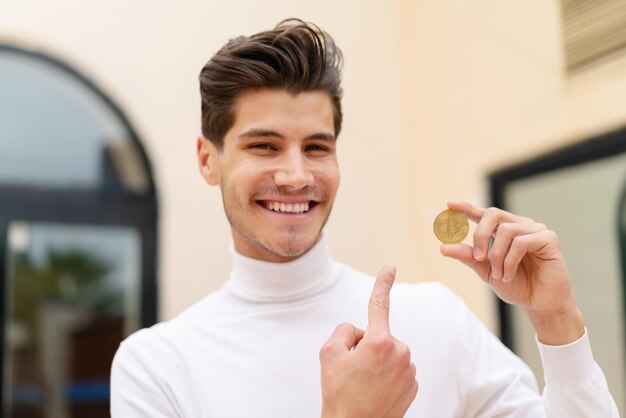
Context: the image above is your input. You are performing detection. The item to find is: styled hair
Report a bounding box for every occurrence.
[199,18,343,148]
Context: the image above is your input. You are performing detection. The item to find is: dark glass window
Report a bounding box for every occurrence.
[490,127,626,413]
[0,45,158,418]
[0,48,150,192]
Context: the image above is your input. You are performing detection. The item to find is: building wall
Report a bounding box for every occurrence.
[1,0,625,337]
[397,0,626,331]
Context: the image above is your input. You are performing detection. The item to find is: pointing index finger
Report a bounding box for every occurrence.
[368,263,396,334]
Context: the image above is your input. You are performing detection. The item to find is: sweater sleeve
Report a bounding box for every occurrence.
[456,301,546,417]
[449,285,619,417]
[538,330,619,417]
[110,330,184,418]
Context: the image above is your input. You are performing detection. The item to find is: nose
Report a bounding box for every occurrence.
[274,149,314,189]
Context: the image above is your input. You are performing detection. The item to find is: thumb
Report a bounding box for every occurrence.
[440,243,489,279]
[368,263,396,334]
[321,323,365,359]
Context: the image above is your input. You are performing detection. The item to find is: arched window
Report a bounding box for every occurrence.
[617,177,626,324]
[0,45,158,417]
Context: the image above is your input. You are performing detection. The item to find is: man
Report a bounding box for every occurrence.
[111,19,619,417]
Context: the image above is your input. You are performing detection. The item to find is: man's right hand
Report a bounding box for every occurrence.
[319,264,418,418]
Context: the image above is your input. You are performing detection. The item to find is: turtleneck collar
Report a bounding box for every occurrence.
[226,234,336,303]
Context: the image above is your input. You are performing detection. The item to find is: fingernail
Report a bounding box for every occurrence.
[502,273,509,282]
[492,268,500,280]
[473,248,482,260]
[385,263,397,275]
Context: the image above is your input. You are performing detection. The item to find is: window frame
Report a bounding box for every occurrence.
[0,44,158,413]
[489,125,626,348]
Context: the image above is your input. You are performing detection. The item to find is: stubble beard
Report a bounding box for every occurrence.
[222,185,333,260]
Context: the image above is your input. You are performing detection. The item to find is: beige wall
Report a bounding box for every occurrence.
[397,0,626,332]
[2,0,626,338]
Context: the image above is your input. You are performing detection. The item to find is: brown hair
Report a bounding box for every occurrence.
[199,18,343,148]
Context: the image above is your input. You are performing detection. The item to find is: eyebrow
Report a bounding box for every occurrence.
[238,128,336,142]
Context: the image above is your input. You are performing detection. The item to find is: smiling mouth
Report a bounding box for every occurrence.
[259,200,317,214]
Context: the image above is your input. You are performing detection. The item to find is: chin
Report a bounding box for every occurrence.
[269,234,319,258]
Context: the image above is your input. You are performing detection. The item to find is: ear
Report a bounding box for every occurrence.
[197,136,220,185]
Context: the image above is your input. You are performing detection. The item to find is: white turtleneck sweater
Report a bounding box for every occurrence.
[110,237,618,417]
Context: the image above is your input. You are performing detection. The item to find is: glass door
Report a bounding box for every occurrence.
[4,222,141,418]
[0,44,158,417]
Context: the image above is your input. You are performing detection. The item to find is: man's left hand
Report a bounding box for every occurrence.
[440,201,584,346]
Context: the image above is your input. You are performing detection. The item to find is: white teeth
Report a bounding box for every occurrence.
[265,201,310,214]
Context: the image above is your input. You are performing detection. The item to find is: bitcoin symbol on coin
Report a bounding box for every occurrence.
[433,209,469,244]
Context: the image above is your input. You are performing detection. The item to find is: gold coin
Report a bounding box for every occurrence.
[433,209,469,244]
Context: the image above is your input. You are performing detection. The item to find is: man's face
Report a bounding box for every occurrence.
[199,88,340,262]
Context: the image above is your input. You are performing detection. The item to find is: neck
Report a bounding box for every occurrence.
[227,234,336,302]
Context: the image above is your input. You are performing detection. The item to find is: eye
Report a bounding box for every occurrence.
[304,144,330,154]
[250,143,277,150]
[247,143,279,154]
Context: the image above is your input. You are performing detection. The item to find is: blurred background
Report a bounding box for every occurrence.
[1,0,625,416]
